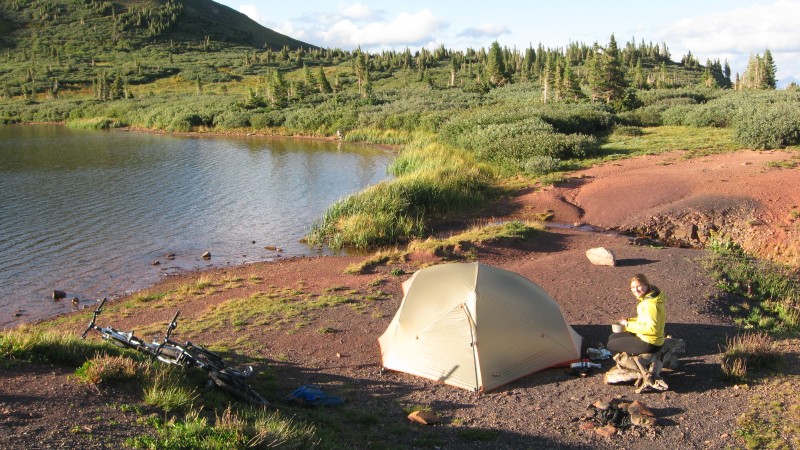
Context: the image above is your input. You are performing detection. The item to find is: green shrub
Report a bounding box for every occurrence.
[733,102,800,149]
[523,155,561,175]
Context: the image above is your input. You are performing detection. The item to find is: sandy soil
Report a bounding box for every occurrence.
[2,149,799,449]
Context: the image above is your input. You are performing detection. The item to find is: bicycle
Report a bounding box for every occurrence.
[151,310,270,406]
[81,298,156,357]
[81,299,269,406]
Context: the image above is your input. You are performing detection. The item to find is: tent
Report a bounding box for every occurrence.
[378,262,582,393]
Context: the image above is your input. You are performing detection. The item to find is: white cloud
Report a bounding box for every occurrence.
[458,24,510,39]
[317,9,444,49]
[659,0,800,82]
[339,2,375,20]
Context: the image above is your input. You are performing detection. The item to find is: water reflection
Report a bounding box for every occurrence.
[0,125,392,328]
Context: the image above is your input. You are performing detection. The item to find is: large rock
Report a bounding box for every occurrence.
[586,247,616,266]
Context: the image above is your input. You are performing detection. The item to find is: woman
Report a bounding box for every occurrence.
[607,273,666,355]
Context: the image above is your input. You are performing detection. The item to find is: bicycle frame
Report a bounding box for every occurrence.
[81,298,156,355]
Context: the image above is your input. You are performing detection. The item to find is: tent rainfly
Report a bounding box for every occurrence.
[378,262,582,393]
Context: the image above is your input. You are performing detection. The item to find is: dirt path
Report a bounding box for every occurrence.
[2,149,799,449]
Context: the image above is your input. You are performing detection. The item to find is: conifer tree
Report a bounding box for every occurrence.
[763,49,777,89]
[267,69,287,108]
[601,34,627,104]
[316,65,332,93]
[561,60,583,101]
[354,50,368,96]
[486,41,507,86]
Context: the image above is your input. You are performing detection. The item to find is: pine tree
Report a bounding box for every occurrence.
[763,49,777,89]
[486,41,507,86]
[561,61,583,101]
[354,50,368,96]
[315,66,332,94]
[602,34,627,104]
[267,69,287,108]
[302,64,315,95]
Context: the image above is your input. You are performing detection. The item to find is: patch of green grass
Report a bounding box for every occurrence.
[765,159,799,169]
[1,326,118,366]
[736,376,800,450]
[344,248,406,275]
[66,117,127,129]
[75,354,143,384]
[128,407,319,450]
[600,125,737,157]
[706,236,800,333]
[408,220,544,257]
[142,368,199,414]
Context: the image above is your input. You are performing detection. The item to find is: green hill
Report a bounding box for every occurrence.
[0,0,313,50]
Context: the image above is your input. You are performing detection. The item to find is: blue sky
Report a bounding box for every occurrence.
[216,0,800,86]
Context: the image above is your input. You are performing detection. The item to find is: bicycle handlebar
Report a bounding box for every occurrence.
[81,297,108,339]
[164,310,180,341]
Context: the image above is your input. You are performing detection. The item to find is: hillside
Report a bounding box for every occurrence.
[0,0,312,49]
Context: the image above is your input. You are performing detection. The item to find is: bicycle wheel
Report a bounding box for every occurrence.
[186,345,253,378]
[208,370,269,406]
[185,345,227,372]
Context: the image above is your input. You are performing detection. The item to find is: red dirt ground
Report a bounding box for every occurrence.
[2,148,799,449]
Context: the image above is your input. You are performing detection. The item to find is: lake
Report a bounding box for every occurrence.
[0,125,393,328]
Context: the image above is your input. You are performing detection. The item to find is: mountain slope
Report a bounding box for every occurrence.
[0,0,313,50]
[173,0,313,49]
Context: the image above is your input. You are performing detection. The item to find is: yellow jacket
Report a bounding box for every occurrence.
[625,290,666,346]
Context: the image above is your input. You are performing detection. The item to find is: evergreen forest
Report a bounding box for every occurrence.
[2,0,799,249]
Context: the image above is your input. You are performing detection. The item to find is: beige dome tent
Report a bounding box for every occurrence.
[378,262,582,393]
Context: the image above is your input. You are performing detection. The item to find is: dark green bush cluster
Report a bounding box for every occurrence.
[282,98,359,135]
[437,104,598,173]
[354,88,482,132]
[733,101,800,149]
[635,87,716,106]
[613,125,645,136]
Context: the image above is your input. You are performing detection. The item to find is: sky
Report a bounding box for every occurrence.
[216,0,800,87]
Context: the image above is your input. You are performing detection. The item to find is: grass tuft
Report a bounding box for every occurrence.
[721,332,783,382]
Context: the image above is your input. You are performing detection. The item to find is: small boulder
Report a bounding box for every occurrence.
[152,260,161,266]
[52,290,67,300]
[201,251,211,259]
[407,410,440,425]
[165,253,176,260]
[586,247,616,266]
[595,425,617,437]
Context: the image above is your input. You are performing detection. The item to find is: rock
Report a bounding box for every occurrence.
[580,422,596,430]
[201,251,211,259]
[152,260,160,266]
[52,290,66,300]
[627,400,657,426]
[165,253,176,260]
[264,245,283,252]
[71,298,79,308]
[595,425,617,438]
[586,247,616,266]
[407,410,440,425]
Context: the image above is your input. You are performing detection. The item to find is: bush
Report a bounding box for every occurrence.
[733,102,800,149]
[523,155,561,175]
